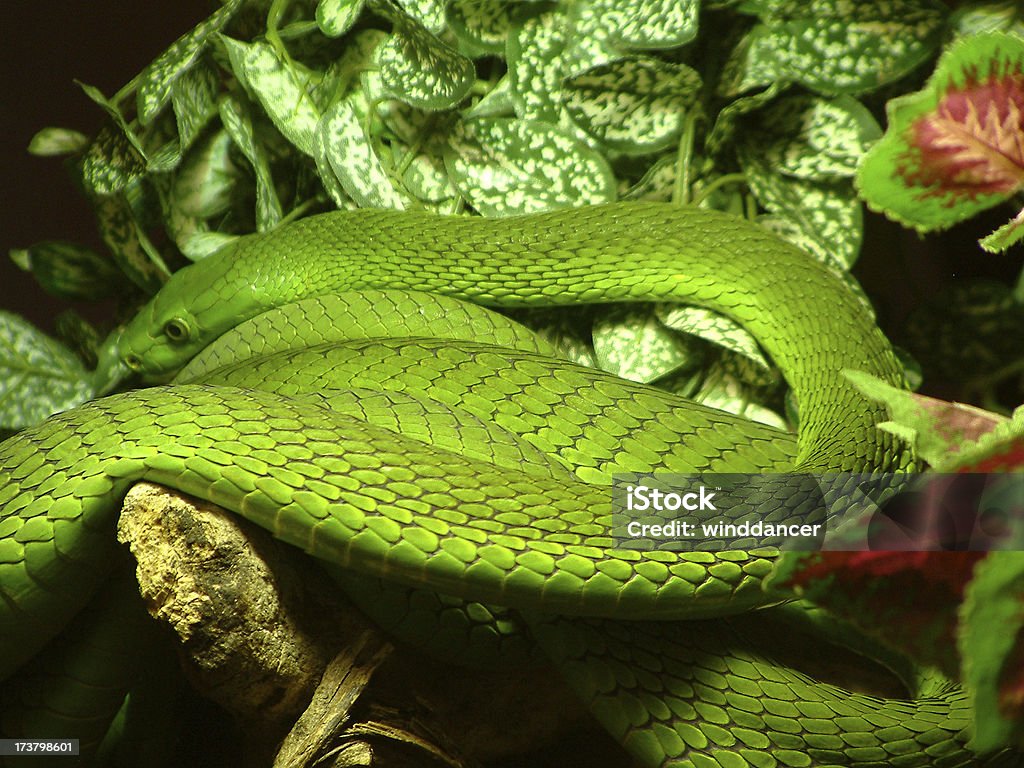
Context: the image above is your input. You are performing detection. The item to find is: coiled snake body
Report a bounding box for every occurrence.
[0,203,994,765]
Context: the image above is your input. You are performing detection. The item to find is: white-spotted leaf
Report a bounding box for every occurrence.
[0,312,95,430]
[752,94,882,179]
[374,1,475,110]
[447,0,516,58]
[317,0,365,37]
[443,118,615,216]
[739,144,863,268]
[170,60,221,153]
[136,0,241,125]
[593,305,700,383]
[317,96,410,209]
[220,36,320,156]
[587,0,699,49]
[563,57,701,154]
[220,98,284,231]
[657,305,771,370]
[736,0,947,95]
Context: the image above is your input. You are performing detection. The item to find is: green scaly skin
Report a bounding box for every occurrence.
[2,202,989,766]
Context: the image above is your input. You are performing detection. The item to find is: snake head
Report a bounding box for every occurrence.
[115,241,263,382]
[117,306,204,383]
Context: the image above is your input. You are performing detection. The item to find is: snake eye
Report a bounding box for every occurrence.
[124,354,143,372]
[162,318,191,344]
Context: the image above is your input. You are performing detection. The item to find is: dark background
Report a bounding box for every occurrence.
[0,0,215,332]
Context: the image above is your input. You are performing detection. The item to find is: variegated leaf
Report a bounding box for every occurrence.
[587,0,699,49]
[740,144,863,268]
[856,32,1024,246]
[623,154,680,202]
[27,127,89,157]
[394,0,448,34]
[317,0,365,37]
[170,59,221,153]
[220,98,284,231]
[374,1,475,110]
[508,5,617,122]
[0,312,95,430]
[169,130,238,220]
[464,75,516,119]
[317,96,410,209]
[136,0,241,125]
[403,152,456,203]
[443,118,615,216]
[78,121,146,197]
[509,307,598,368]
[736,0,947,95]
[220,36,320,157]
[752,94,881,179]
[562,57,701,154]
[94,191,171,294]
[692,361,787,429]
[446,0,516,58]
[9,242,125,301]
[657,305,771,370]
[593,305,700,383]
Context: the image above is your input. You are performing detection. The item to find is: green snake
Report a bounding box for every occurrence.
[0,202,997,766]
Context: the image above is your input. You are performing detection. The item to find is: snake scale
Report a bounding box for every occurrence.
[0,202,1004,766]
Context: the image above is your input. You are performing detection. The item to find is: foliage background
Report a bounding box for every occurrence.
[1,0,1018,404]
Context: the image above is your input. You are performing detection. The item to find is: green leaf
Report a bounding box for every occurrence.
[219,98,284,232]
[220,36,320,157]
[446,0,516,58]
[736,0,947,95]
[856,32,1024,234]
[562,57,702,155]
[317,95,410,209]
[76,82,147,161]
[403,152,456,204]
[739,143,863,268]
[960,551,1024,750]
[94,191,171,295]
[844,370,1022,468]
[691,361,786,429]
[510,307,598,368]
[170,59,221,153]
[592,305,699,383]
[10,242,125,301]
[316,0,365,37]
[374,1,475,110]
[27,127,89,157]
[586,0,699,50]
[0,312,95,430]
[78,122,147,197]
[750,93,882,179]
[464,74,516,119]
[443,118,616,216]
[393,0,448,34]
[622,153,678,202]
[950,1,1024,38]
[169,130,238,220]
[657,305,770,370]
[981,207,1024,253]
[135,0,241,125]
[707,82,786,154]
[508,5,617,123]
